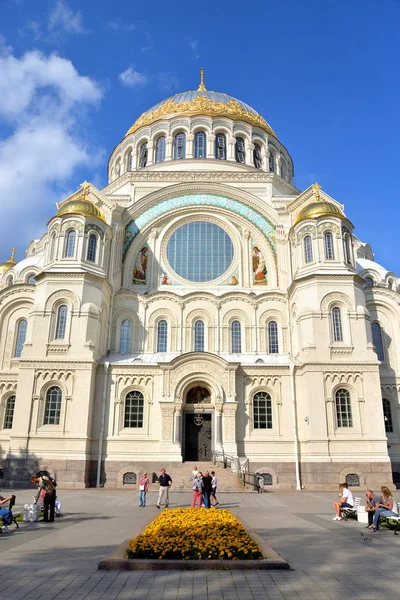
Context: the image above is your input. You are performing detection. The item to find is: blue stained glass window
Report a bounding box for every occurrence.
[157,320,168,353]
[194,131,207,158]
[215,133,227,159]
[87,234,97,262]
[155,136,166,163]
[55,305,67,339]
[194,320,204,351]
[174,133,186,159]
[235,137,245,163]
[166,222,234,282]
[65,230,76,258]
[304,235,313,264]
[231,320,241,353]
[14,319,27,357]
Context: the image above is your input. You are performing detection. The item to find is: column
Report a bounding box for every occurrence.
[207,134,215,158]
[227,137,236,162]
[265,150,271,172]
[222,402,238,456]
[174,409,182,444]
[245,142,254,167]
[165,136,173,161]
[276,154,281,177]
[146,142,154,166]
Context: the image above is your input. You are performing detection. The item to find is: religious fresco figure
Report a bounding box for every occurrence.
[252,244,267,285]
[186,385,211,404]
[133,246,148,283]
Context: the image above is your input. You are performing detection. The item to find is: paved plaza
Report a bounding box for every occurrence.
[1,488,400,599]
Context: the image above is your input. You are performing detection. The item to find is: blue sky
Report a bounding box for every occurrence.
[0,0,399,273]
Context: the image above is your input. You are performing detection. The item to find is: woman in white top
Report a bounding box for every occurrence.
[371,486,398,532]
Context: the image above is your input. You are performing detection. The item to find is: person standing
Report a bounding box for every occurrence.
[156,468,172,509]
[202,471,213,509]
[191,472,203,508]
[332,482,354,521]
[210,471,219,506]
[138,472,150,507]
[365,489,381,527]
[31,474,56,522]
[370,486,398,532]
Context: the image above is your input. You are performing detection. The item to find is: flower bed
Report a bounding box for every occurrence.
[127,508,263,561]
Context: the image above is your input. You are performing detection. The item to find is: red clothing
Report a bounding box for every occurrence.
[191,490,202,508]
[139,476,149,492]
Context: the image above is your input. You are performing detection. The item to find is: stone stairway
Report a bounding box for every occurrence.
[168,462,244,492]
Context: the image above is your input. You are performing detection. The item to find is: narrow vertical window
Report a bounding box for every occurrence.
[194,320,205,352]
[235,137,246,163]
[344,234,352,264]
[280,160,286,180]
[253,143,262,169]
[27,274,36,285]
[382,398,393,433]
[364,277,373,287]
[50,233,57,262]
[6,276,13,287]
[268,152,274,172]
[372,322,384,361]
[65,230,76,258]
[268,321,279,354]
[139,142,148,168]
[155,136,166,163]
[127,151,133,171]
[174,133,186,159]
[44,386,62,425]
[231,320,242,353]
[215,133,227,160]
[55,305,68,340]
[194,131,207,158]
[4,395,16,429]
[124,391,144,428]
[253,392,272,429]
[324,231,335,260]
[86,234,97,262]
[331,307,343,342]
[14,319,27,357]
[304,235,313,264]
[120,319,131,353]
[157,320,168,353]
[335,389,352,427]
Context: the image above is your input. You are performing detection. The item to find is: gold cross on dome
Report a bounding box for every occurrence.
[11,247,16,261]
[312,182,322,201]
[80,181,90,200]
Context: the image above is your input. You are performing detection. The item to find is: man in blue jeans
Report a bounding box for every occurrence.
[202,471,213,508]
[0,491,13,533]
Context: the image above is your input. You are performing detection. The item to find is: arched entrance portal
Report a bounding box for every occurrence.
[183,385,212,461]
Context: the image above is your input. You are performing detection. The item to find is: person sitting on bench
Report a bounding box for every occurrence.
[0,491,13,533]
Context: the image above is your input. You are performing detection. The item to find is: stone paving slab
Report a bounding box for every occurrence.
[1,488,400,599]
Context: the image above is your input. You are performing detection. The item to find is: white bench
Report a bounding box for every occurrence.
[379,501,400,535]
[341,496,361,520]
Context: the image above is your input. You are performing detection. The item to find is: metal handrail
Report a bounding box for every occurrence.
[239,471,264,493]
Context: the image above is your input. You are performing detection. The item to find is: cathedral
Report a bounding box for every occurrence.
[0,71,398,490]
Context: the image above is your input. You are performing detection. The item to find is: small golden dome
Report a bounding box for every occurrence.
[0,248,16,276]
[295,201,344,225]
[57,198,106,223]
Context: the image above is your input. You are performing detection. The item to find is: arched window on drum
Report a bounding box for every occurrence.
[253,143,262,169]
[157,320,168,353]
[194,131,207,159]
[120,319,131,354]
[235,137,245,163]
[138,142,148,168]
[155,136,166,163]
[267,321,279,354]
[215,133,227,160]
[174,132,186,160]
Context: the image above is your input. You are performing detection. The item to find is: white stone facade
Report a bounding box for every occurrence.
[0,87,398,490]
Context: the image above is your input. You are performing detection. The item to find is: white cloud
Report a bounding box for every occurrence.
[187,36,200,60]
[0,43,103,259]
[0,33,13,57]
[156,72,180,93]
[119,66,148,88]
[48,0,87,36]
[106,21,136,32]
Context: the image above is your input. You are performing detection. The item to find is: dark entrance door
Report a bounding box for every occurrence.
[184,413,212,461]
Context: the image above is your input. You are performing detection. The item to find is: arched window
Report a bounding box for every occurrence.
[335,389,352,427]
[65,230,76,258]
[387,278,394,290]
[120,319,131,353]
[267,321,279,354]
[27,274,36,285]
[124,391,144,428]
[157,320,168,353]
[364,277,373,287]
[253,392,272,429]
[259,473,273,486]
[14,319,27,357]
[194,320,205,352]
[50,233,57,262]
[235,137,246,163]
[344,234,352,264]
[55,305,68,339]
[268,152,274,172]
[4,395,16,429]
[324,231,335,260]
[127,151,133,171]
[253,143,262,169]
[123,472,137,484]
[174,132,186,159]
[280,160,286,180]
[6,276,13,287]
[231,320,242,353]
[155,136,166,163]
[87,233,97,262]
[382,398,393,433]
[346,473,360,487]
[138,142,148,168]
[371,322,384,361]
[44,386,62,425]
[215,133,227,160]
[331,307,343,342]
[194,131,207,158]
[304,235,313,264]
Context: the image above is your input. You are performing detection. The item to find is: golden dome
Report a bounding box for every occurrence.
[0,248,16,276]
[295,201,344,225]
[57,198,106,223]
